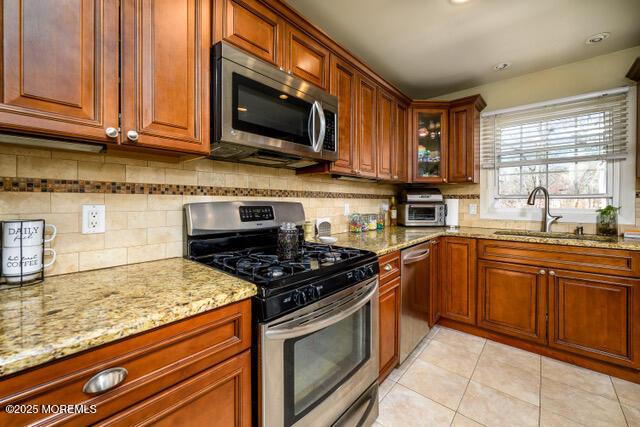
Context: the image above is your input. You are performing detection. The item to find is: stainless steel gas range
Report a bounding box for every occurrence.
[184,201,379,427]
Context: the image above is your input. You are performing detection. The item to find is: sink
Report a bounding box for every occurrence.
[494,230,618,243]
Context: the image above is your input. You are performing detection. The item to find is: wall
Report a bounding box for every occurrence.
[435,45,640,231]
[0,143,394,277]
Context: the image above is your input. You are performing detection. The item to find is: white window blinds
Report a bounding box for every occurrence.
[480,87,630,169]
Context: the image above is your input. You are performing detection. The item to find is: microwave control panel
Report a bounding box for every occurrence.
[322,112,336,152]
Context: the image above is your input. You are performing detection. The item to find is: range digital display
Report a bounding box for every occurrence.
[239,206,274,222]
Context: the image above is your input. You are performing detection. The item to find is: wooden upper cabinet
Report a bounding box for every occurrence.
[393,101,409,182]
[477,260,547,343]
[284,24,330,89]
[441,237,477,325]
[0,0,119,142]
[329,55,357,175]
[548,270,640,369]
[411,106,448,183]
[376,89,394,180]
[448,95,486,183]
[121,0,210,154]
[356,74,377,178]
[218,0,283,66]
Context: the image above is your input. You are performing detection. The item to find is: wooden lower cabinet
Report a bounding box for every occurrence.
[441,237,477,325]
[96,350,251,427]
[379,276,401,381]
[548,269,640,369]
[429,239,441,326]
[477,260,547,344]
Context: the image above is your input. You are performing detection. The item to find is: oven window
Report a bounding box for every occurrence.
[408,206,436,221]
[232,73,312,145]
[283,303,371,425]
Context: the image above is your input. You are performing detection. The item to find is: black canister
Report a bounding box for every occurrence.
[277,222,299,260]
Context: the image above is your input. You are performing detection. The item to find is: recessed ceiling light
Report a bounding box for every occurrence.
[449,0,470,4]
[493,62,511,71]
[585,32,610,45]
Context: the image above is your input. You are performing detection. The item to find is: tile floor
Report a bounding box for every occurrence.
[374,326,640,426]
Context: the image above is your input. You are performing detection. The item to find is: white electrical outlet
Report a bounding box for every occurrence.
[344,203,350,216]
[82,205,106,234]
[468,203,478,215]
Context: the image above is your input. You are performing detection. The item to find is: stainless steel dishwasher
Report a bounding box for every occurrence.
[400,242,431,363]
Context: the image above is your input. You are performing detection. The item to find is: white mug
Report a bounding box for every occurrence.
[2,246,56,283]
[2,220,57,248]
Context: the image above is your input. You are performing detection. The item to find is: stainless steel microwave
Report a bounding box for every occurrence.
[212,42,338,168]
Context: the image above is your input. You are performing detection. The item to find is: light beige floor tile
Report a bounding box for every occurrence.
[612,376,640,408]
[451,413,483,426]
[379,378,395,402]
[540,377,626,426]
[377,383,455,427]
[432,327,485,355]
[427,325,441,339]
[539,409,585,426]
[458,381,539,427]
[399,359,469,410]
[542,357,617,400]
[481,340,540,374]
[622,403,640,426]
[419,339,481,378]
[471,353,540,405]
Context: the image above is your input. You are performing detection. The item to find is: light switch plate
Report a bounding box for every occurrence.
[468,203,478,215]
[82,204,106,234]
[344,203,350,216]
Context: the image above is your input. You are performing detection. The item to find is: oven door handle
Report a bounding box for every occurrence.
[265,280,377,340]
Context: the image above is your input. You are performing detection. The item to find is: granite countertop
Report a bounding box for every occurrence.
[0,258,256,377]
[329,226,640,256]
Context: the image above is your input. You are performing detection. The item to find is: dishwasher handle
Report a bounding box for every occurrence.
[402,249,430,265]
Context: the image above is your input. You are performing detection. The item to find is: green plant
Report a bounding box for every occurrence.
[596,205,620,216]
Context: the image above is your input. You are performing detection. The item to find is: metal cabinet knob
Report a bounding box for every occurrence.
[105,127,119,138]
[549,271,556,276]
[384,263,393,271]
[467,177,473,181]
[83,367,128,395]
[539,269,546,275]
[127,130,139,141]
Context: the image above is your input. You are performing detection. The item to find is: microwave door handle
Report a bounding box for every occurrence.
[308,102,317,147]
[264,279,378,340]
[313,101,325,153]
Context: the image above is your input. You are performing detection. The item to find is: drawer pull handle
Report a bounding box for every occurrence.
[384,263,393,271]
[83,367,128,395]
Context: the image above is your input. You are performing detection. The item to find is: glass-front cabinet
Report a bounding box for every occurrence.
[412,108,448,183]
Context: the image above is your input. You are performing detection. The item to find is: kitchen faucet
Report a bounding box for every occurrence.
[526,186,562,232]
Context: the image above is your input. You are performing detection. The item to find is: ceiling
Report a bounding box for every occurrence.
[285,0,640,98]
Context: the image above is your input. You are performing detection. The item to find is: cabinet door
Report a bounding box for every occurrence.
[548,270,640,368]
[121,0,210,154]
[0,0,119,142]
[284,24,330,90]
[429,239,441,326]
[379,276,401,381]
[441,237,476,325]
[412,108,448,183]
[393,102,409,182]
[97,350,252,427]
[477,261,547,343]
[356,74,377,178]
[376,89,394,180]
[329,55,357,175]
[219,0,283,66]
[448,103,475,183]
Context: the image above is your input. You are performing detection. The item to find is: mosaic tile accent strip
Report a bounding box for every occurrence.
[0,177,390,200]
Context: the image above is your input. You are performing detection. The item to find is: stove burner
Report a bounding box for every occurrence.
[265,266,284,278]
[321,251,343,263]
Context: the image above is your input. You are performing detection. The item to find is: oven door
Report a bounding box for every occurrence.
[260,277,379,427]
[217,48,338,162]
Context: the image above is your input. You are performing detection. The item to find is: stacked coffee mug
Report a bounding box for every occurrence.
[1,220,57,284]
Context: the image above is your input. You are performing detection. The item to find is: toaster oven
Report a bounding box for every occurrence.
[398,203,446,226]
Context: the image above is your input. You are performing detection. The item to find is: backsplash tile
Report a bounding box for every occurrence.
[0,143,393,277]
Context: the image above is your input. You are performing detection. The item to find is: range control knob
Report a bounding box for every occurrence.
[293,290,307,306]
[365,265,375,277]
[355,268,366,281]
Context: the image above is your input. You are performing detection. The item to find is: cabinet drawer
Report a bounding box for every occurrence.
[379,251,401,283]
[478,239,640,278]
[0,300,251,427]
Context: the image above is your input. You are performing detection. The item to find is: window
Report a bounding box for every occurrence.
[480,87,636,224]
